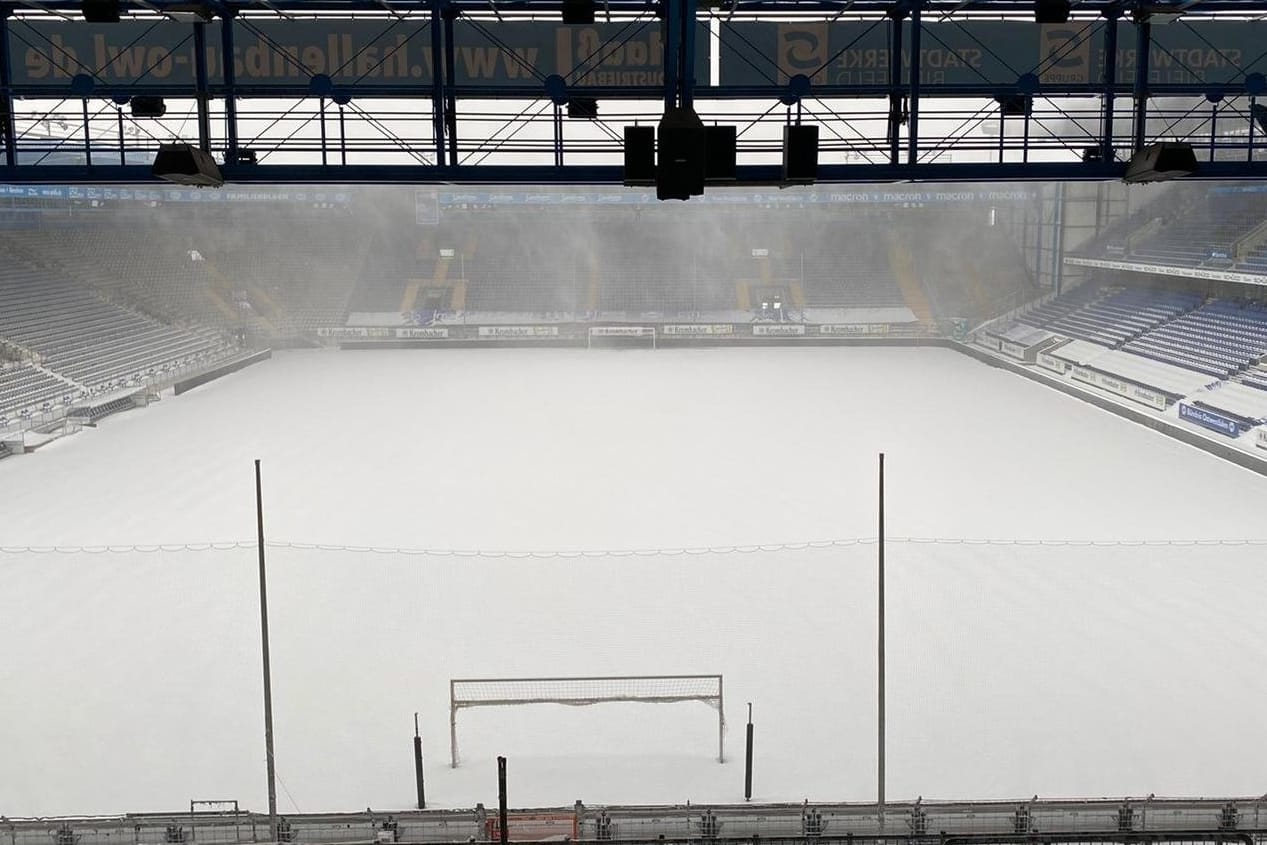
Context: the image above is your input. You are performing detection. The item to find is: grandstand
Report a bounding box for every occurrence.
[4,178,1267,462]
[336,201,1031,329]
[1071,184,1267,276]
[0,242,239,431]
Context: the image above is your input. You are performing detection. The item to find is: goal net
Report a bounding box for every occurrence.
[449,674,724,767]
[586,326,657,349]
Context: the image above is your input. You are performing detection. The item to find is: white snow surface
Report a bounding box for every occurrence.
[2,347,1266,817]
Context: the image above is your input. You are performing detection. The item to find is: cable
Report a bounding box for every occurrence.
[4,537,1267,559]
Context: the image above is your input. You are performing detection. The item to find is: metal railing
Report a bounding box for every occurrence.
[5,798,1265,845]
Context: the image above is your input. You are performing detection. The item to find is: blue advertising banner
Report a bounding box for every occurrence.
[1178,402,1243,438]
[8,18,706,90]
[718,19,1267,89]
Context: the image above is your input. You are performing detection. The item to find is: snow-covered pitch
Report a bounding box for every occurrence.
[2,347,1265,817]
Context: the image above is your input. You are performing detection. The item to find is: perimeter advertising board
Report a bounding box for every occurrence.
[662,324,734,335]
[1037,352,1070,374]
[478,326,559,338]
[1178,402,1242,438]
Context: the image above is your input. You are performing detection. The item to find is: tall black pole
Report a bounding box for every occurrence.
[1132,13,1152,154]
[743,703,754,802]
[497,756,509,845]
[877,452,886,810]
[1100,8,1120,166]
[414,713,426,809]
[255,460,278,842]
[192,22,211,154]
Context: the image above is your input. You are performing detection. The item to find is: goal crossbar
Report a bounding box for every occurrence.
[449,674,724,767]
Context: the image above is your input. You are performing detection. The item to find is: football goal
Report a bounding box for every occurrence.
[448,674,725,767]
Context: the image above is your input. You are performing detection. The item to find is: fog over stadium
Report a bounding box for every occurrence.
[5,0,1267,831]
[4,175,1267,825]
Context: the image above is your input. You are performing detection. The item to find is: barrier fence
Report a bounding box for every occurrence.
[5,798,1266,845]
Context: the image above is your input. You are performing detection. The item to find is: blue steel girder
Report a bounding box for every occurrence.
[4,0,1267,183]
[2,1,1266,12]
[1,159,1266,182]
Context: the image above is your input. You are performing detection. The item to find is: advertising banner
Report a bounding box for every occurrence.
[1065,256,1267,287]
[719,19,1267,89]
[396,327,449,338]
[478,326,559,337]
[1179,402,1242,438]
[10,19,707,89]
[663,324,735,335]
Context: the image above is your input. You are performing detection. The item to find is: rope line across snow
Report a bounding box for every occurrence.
[3,537,1267,558]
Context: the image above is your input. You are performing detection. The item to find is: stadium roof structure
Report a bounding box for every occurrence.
[1,0,1267,185]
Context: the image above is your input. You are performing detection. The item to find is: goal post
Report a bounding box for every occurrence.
[586,326,657,349]
[449,674,724,767]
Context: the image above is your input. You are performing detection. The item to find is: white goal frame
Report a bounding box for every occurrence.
[586,326,657,349]
[449,674,724,767]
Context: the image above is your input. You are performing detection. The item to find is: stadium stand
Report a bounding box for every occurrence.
[1017,286,1200,347]
[994,280,1267,413]
[1130,192,1267,268]
[348,230,419,313]
[1122,300,1267,378]
[1080,348,1218,398]
[201,218,366,336]
[1073,184,1267,273]
[796,222,906,312]
[0,362,75,423]
[69,395,139,424]
[0,223,235,329]
[345,206,917,324]
[904,216,1037,323]
[0,257,234,394]
[380,207,916,322]
[1189,381,1267,423]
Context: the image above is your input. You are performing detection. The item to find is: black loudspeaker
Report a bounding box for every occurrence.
[82,0,121,22]
[130,96,167,117]
[1124,142,1198,183]
[657,107,705,201]
[705,125,737,182]
[623,125,655,186]
[152,143,224,188]
[1034,0,1070,23]
[567,97,598,119]
[783,125,818,184]
[1082,146,1103,163]
[1253,103,1267,135]
[996,94,1031,117]
[562,0,595,24]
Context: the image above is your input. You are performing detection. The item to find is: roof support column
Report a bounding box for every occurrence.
[194,21,212,154]
[221,10,239,164]
[431,0,446,167]
[1132,12,1151,153]
[1100,7,1120,164]
[906,0,922,167]
[0,9,17,168]
[887,7,906,167]
[664,0,681,109]
[680,0,698,109]
[442,2,459,166]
